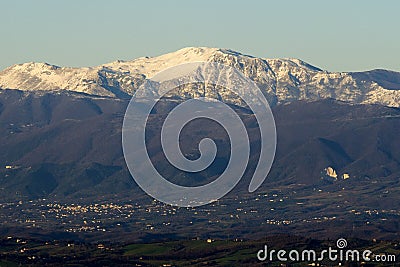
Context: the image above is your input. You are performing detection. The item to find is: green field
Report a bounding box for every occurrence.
[0,236,398,266]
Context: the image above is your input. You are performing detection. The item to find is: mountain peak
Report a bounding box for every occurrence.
[7,62,60,72]
[156,47,255,62]
[174,46,220,54]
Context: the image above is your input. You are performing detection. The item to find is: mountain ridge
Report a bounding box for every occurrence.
[0,47,400,107]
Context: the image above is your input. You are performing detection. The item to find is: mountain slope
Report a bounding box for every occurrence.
[1,47,399,107]
[1,90,400,200]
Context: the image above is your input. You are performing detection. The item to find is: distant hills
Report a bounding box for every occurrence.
[0,89,399,200]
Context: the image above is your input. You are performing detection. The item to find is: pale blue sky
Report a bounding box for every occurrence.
[1,0,399,72]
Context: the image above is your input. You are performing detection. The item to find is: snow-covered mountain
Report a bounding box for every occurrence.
[1,47,400,107]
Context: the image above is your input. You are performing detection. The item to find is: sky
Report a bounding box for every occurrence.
[1,0,399,72]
